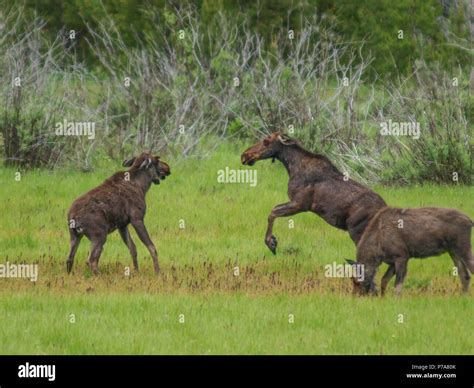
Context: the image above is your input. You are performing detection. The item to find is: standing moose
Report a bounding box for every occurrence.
[241,132,386,253]
[66,152,171,274]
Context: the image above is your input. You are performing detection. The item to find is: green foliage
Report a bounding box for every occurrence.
[210,49,234,79]
[12,0,471,78]
[1,293,473,354]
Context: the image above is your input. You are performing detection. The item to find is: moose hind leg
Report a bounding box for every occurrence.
[66,233,82,274]
[119,227,138,271]
[394,258,408,296]
[87,236,106,274]
[450,251,471,293]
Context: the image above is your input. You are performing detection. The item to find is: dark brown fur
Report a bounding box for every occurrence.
[241,132,387,253]
[350,207,473,295]
[66,152,171,274]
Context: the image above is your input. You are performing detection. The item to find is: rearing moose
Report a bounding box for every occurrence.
[241,132,386,253]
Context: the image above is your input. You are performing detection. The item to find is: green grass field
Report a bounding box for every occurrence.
[0,144,473,354]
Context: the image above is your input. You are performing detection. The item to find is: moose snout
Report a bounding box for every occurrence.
[159,162,171,178]
[241,153,255,166]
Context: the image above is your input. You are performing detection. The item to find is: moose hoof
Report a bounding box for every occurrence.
[265,235,278,255]
[87,261,100,275]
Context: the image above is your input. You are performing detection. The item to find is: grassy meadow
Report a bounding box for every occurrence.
[0,144,473,354]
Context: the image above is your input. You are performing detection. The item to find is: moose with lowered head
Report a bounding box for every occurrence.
[66,152,171,274]
[347,206,473,296]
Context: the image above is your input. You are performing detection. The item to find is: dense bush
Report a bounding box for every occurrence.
[0,4,471,185]
[15,0,472,78]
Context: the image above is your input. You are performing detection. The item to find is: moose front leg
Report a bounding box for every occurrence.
[380,264,396,296]
[131,219,160,274]
[265,202,304,254]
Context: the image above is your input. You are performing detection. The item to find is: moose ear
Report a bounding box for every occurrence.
[278,134,297,146]
[139,158,153,169]
[122,157,136,167]
[345,259,357,266]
